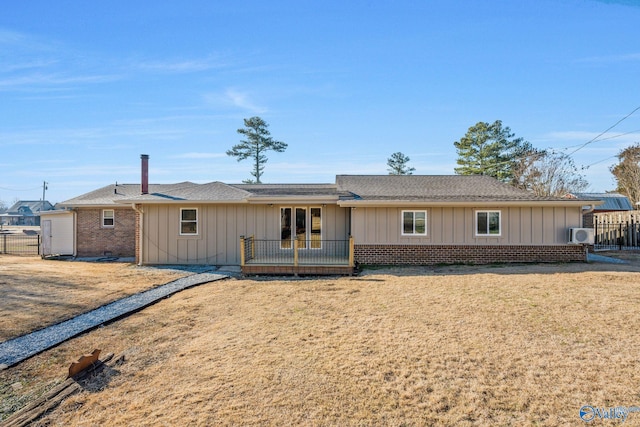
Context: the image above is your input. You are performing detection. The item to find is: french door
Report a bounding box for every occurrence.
[280,207,322,249]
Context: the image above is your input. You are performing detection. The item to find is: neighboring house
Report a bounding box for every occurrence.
[0,200,54,226]
[58,162,598,272]
[567,192,634,228]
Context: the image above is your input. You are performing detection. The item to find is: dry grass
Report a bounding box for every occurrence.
[2,254,640,425]
[0,256,188,341]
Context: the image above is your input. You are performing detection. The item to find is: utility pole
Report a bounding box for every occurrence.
[42,181,48,212]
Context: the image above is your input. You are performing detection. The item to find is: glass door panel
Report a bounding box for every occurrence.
[281,208,292,249]
[311,207,322,249]
[296,208,307,249]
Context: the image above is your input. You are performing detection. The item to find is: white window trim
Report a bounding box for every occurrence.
[401,210,427,236]
[280,206,323,249]
[309,206,323,250]
[180,208,198,236]
[102,209,114,228]
[475,210,502,237]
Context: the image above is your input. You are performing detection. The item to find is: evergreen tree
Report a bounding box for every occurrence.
[227,117,287,183]
[387,152,415,175]
[454,120,524,182]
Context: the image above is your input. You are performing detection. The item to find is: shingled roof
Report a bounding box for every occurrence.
[233,183,351,201]
[61,175,599,207]
[335,175,598,206]
[61,182,250,206]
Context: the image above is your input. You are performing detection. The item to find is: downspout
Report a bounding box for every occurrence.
[132,203,144,266]
[72,209,77,257]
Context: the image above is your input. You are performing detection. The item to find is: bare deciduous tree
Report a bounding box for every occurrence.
[513,151,589,197]
[610,143,640,206]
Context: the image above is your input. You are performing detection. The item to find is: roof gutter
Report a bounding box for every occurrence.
[337,199,603,208]
[245,196,340,204]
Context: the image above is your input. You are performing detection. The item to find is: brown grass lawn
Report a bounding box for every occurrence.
[0,256,188,341]
[2,254,640,425]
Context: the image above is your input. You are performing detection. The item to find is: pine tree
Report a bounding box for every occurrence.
[387,152,415,175]
[227,117,287,183]
[454,120,524,182]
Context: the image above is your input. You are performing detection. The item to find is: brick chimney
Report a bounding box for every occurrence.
[141,154,149,195]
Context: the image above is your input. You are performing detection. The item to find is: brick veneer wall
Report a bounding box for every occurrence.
[354,244,586,265]
[76,208,136,257]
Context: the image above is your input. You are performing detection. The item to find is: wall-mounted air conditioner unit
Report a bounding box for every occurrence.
[569,228,594,244]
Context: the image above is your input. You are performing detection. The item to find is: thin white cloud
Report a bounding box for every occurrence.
[171,152,227,159]
[0,29,23,44]
[0,59,58,73]
[134,57,228,74]
[204,88,268,114]
[0,72,122,90]
[576,52,640,64]
[542,130,640,147]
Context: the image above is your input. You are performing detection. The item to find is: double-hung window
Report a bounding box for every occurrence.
[476,210,501,236]
[402,210,427,236]
[102,209,114,228]
[180,208,198,235]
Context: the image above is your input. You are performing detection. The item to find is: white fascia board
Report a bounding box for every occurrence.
[245,196,340,205]
[337,199,602,208]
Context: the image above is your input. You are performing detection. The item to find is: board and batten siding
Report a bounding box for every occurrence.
[350,206,582,245]
[141,204,350,265]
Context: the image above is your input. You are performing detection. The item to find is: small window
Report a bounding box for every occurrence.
[476,210,501,236]
[180,208,198,235]
[102,209,114,228]
[402,210,427,236]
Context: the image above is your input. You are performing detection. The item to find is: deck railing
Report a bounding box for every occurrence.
[240,235,354,267]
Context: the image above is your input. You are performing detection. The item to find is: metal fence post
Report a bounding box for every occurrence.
[620,223,623,251]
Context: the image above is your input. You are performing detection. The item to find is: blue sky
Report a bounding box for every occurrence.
[1,0,639,204]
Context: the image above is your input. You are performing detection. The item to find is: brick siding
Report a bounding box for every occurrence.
[76,208,136,257]
[354,244,586,265]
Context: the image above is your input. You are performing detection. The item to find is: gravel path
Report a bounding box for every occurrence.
[0,272,227,369]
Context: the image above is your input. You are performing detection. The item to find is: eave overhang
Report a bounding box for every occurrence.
[245,195,340,205]
[337,199,604,208]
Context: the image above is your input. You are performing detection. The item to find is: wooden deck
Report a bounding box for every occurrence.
[240,236,355,276]
[241,264,355,276]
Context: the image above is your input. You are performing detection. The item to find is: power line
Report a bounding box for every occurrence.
[0,185,43,192]
[560,129,640,150]
[581,155,618,170]
[566,105,640,156]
